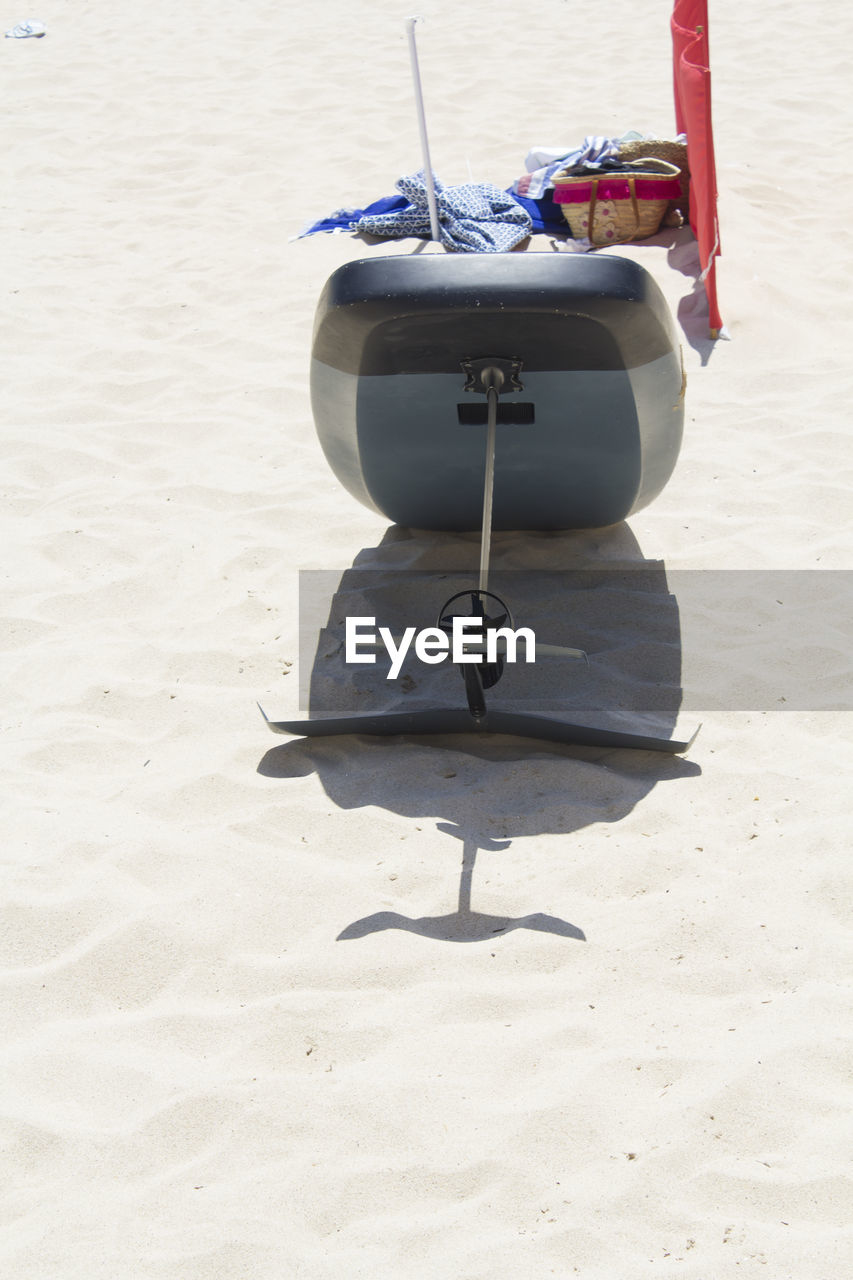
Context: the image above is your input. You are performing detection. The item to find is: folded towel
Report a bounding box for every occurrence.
[512,136,623,200]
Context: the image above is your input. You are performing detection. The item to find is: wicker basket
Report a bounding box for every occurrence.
[618,138,690,221]
[552,158,682,246]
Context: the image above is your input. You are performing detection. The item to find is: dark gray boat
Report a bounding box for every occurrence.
[310,252,685,531]
[261,250,697,753]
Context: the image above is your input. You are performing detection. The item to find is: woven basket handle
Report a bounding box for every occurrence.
[588,174,642,247]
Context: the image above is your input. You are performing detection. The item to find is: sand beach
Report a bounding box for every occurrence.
[2,2,851,1276]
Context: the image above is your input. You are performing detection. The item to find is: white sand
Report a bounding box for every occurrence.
[2,2,851,1276]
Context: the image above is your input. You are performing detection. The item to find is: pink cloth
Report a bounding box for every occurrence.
[553,177,681,204]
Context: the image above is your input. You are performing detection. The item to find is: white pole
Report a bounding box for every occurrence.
[405,16,441,244]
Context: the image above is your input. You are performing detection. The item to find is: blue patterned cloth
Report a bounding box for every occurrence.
[302,171,533,253]
[355,172,532,252]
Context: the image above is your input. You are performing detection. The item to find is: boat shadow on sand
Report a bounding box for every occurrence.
[257,523,701,943]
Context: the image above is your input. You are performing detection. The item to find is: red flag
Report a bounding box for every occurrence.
[672,0,723,335]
